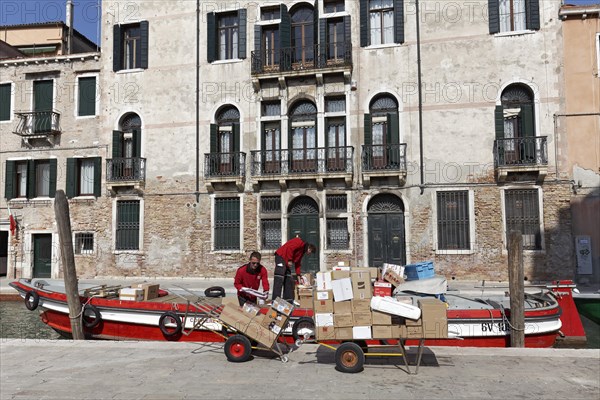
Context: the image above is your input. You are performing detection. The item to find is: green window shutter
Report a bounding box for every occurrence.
[93,157,102,198]
[207,12,216,62]
[344,16,351,46]
[495,105,504,139]
[232,123,240,152]
[113,24,122,71]
[210,124,218,153]
[112,130,123,158]
[520,104,535,137]
[394,0,404,44]
[27,160,35,199]
[140,21,149,69]
[65,158,76,198]
[49,159,57,198]
[319,18,327,65]
[364,114,372,145]
[313,0,319,46]
[360,0,368,47]
[387,113,399,144]
[238,9,247,59]
[488,1,500,34]
[280,4,291,48]
[78,77,96,116]
[0,83,11,121]
[132,129,141,157]
[4,161,15,200]
[526,0,540,30]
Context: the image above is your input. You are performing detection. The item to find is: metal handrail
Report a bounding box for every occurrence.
[13,111,61,136]
[494,136,548,167]
[106,157,146,181]
[250,146,354,176]
[361,144,408,172]
[204,152,246,178]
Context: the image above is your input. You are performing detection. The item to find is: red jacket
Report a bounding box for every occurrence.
[275,237,307,276]
[234,263,270,302]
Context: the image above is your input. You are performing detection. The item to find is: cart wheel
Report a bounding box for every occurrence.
[295,339,303,347]
[224,334,252,363]
[291,317,315,341]
[335,342,365,373]
[280,355,289,363]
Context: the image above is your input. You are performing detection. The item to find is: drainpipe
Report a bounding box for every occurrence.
[195,0,200,203]
[66,0,74,55]
[415,0,425,194]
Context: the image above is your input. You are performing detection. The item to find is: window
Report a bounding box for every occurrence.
[214,197,240,250]
[77,76,97,117]
[0,83,11,121]
[207,10,247,62]
[209,106,240,176]
[74,233,94,255]
[504,189,541,250]
[325,96,347,172]
[360,0,403,46]
[261,196,281,250]
[291,5,315,65]
[116,200,140,251]
[326,194,349,249]
[66,157,102,198]
[262,101,281,117]
[261,6,280,21]
[488,0,539,34]
[437,191,470,250]
[325,0,345,14]
[289,101,318,173]
[253,5,289,73]
[4,159,56,199]
[364,94,401,170]
[113,21,149,71]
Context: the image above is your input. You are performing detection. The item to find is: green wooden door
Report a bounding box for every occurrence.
[288,197,319,274]
[33,80,53,133]
[33,234,52,278]
[367,194,406,268]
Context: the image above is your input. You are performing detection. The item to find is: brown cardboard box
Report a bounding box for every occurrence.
[391,324,401,338]
[133,283,160,300]
[335,327,353,340]
[298,297,313,309]
[219,304,254,332]
[316,325,336,340]
[351,299,371,313]
[332,270,350,280]
[296,286,314,298]
[260,309,288,330]
[418,298,448,338]
[383,270,404,287]
[313,298,334,313]
[371,310,392,325]
[352,312,373,326]
[333,300,352,314]
[351,271,372,299]
[334,313,353,327]
[399,324,424,339]
[316,290,333,301]
[245,320,277,348]
[372,325,393,339]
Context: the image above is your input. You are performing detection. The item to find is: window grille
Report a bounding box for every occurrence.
[262,101,281,117]
[505,189,541,250]
[325,96,345,113]
[261,219,281,250]
[75,233,94,255]
[437,191,470,250]
[116,200,140,250]
[326,194,347,212]
[327,218,349,249]
[261,196,281,213]
[215,197,240,250]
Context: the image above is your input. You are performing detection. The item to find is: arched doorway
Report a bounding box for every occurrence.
[367,193,406,267]
[289,100,317,173]
[496,84,536,164]
[288,196,319,273]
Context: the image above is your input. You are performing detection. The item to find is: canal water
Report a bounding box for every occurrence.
[1,300,598,347]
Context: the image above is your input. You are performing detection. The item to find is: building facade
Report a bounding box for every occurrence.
[2,0,576,281]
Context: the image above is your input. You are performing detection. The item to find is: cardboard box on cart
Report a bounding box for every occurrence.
[399,298,448,339]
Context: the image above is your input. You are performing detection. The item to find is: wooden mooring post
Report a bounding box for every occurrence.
[54,190,84,340]
[508,230,525,347]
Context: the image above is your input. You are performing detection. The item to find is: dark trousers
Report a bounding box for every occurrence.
[272,254,295,302]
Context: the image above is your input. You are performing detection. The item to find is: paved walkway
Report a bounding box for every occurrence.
[0,340,598,399]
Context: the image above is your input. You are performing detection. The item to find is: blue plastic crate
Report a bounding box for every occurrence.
[404,261,435,281]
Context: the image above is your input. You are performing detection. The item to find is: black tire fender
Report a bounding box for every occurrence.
[291,317,315,341]
[224,334,252,362]
[82,304,102,329]
[158,311,182,338]
[335,342,365,373]
[24,291,40,311]
[205,286,226,298]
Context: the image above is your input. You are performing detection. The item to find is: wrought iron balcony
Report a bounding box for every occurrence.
[251,146,354,177]
[361,144,407,172]
[251,41,352,75]
[13,111,61,136]
[204,152,246,178]
[106,157,146,182]
[494,136,548,167]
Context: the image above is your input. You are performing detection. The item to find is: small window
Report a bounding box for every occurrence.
[504,189,541,250]
[489,0,540,34]
[15,161,28,198]
[261,101,281,117]
[261,6,280,21]
[35,161,51,197]
[214,197,240,250]
[369,0,395,45]
[113,21,149,71]
[324,0,345,14]
[4,159,56,200]
[0,83,11,121]
[75,233,94,255]
[261,196,281,213]
[78,159,96,196]
[326,194,347,212]
[218,12,239,60]
[327,218,349,249]
[116,200,140,251]
[325,96,345,113]
[437,191,470,250]
[77,76,97,116]
[261,219,281,250]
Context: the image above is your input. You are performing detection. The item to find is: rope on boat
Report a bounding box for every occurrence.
[480,299,526,332]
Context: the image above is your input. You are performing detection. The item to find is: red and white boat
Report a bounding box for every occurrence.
[8,278,585,348]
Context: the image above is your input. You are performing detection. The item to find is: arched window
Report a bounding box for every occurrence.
[289,100,317,172]
[495,84,535,164]
[290,4,314,65]
[112,112,142,180]
[209,106,240,175]
[364,94,400,169]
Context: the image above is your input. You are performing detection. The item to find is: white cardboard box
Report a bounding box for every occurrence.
[370,296,421,320]
[119,288,144,301]
[316,271,333,291]
[382,263,405,278]
[331,277,353,302]
[352,326,372,339]
[315,313,334,327]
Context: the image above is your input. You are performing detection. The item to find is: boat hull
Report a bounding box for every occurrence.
[573,296,600,325]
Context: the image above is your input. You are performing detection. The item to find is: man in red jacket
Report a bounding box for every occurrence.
[234,251,270,306]
[272,237,316,302]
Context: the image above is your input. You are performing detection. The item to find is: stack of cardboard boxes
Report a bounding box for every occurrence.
[118,283,160,301]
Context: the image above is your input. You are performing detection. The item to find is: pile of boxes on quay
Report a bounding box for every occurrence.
[297,261,448,341]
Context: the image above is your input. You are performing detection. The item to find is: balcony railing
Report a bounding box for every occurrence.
[204,152,246,178]
[251,146,354,176]
[106,157,146,182]
[494,137,548,167]
[13,111,61,136]
[251,41,352,75]
[361,144,407,172]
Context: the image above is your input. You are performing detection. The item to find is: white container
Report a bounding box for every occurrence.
[370,296,421,320]
[331,278,353,302]
[352,326,372,339]
[316,271,332,291]
[315,313,334,327]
